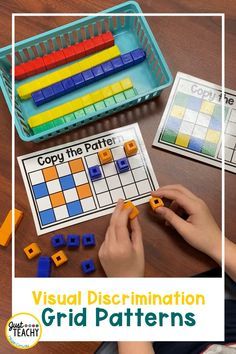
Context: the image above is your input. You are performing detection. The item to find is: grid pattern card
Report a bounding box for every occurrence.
[153,72,236,174]
[18,123,158,235]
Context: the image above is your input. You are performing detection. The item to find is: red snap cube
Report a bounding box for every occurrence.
[14,64,26,80]
[22,62,36,76]
[52,50,66,66]
[92,35,104,51]
[43,54,57,70]
[101,32,114,48]
[83,39,95,55]
[73,43,85,60]
[32,57,46,74]
[62,46,77,63]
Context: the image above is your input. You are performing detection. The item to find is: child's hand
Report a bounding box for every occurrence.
[152,185,221,262]
[99,199,144,277]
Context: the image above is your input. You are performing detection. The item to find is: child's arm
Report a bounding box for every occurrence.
[99,199,154,354]
[99,198,144,277]
[118,342,154,354]
[152,184,236,281]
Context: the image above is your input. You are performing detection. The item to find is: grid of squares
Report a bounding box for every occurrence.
[160,91,228,158]
[85,145,152,208]
[29,158,96,226]
[217,109,236,163]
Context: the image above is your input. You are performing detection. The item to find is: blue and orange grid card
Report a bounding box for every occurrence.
[153,72,236,174]
[17,123,158,235]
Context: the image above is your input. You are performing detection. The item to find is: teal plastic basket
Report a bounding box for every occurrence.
[0,1,172,142]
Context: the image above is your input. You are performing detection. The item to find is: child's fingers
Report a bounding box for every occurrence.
[110,199,124,226]
[165,200,179,226]
[104,225,117,243]
[152,189,195,215]
[156,206,190,236]
[152,184,198,200]
[115,207,132,243]
[130,217,143,248]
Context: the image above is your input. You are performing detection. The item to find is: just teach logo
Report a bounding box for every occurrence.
[5,313,42,349]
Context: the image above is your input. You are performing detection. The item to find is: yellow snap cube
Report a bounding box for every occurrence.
[17,85,31,100]
[81,94,93,108]
[101,86,113,99]
[110,82,123,95]
[91,90,103,103]
[121,78,133,91]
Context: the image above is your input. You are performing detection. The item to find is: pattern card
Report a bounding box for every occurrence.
[18,123,158,235]
[153,72,236,173]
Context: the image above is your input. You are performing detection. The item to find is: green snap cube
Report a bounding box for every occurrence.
[32,125,45,134]
[53,117,65,127]
[104,97,116,107]
[74,110,85,119]
[114,92,126,103]
[94,101,106,111]
[124,88,136,99]
[43,121,55,130]
[64,113,76,122]
[84,105,96,115]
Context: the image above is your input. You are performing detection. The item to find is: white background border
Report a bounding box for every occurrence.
[11,11,225,341]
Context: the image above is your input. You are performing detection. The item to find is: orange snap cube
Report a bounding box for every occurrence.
[24,242,41,259]
[98,148,113,164]
[124,140,138,156]
[149,197,164,211]
[123,201,139,220]
[0,209,23,247]
[51,250,68,267]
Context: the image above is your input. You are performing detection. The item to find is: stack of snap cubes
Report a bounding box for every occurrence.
[15,31,146,135]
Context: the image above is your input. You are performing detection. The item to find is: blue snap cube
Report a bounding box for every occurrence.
[51,82,65,98]
[116,157,130,173]
[72,73,85,88]
[82,233,95,247]
[67,234,80,248]
[61,77,75,93]
[32,90,45,106]
[130,48,146,63]
[101,61,114,76]
[51,234,66,248]
[92,65,105,80]
[82,69,95,84]
[42,86,54,102]
[88,165,102,180]
[81,259,96,274]
[111,57,123,72]
[37,256,52,277]
[121,53,134,68]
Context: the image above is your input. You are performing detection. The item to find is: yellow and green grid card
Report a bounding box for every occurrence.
[153,72,236,174]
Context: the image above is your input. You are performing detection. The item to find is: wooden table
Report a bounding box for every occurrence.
[0,0,235,352]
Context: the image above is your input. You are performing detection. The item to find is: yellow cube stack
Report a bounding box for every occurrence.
[17,45,121,99]
[28,77,134,129]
